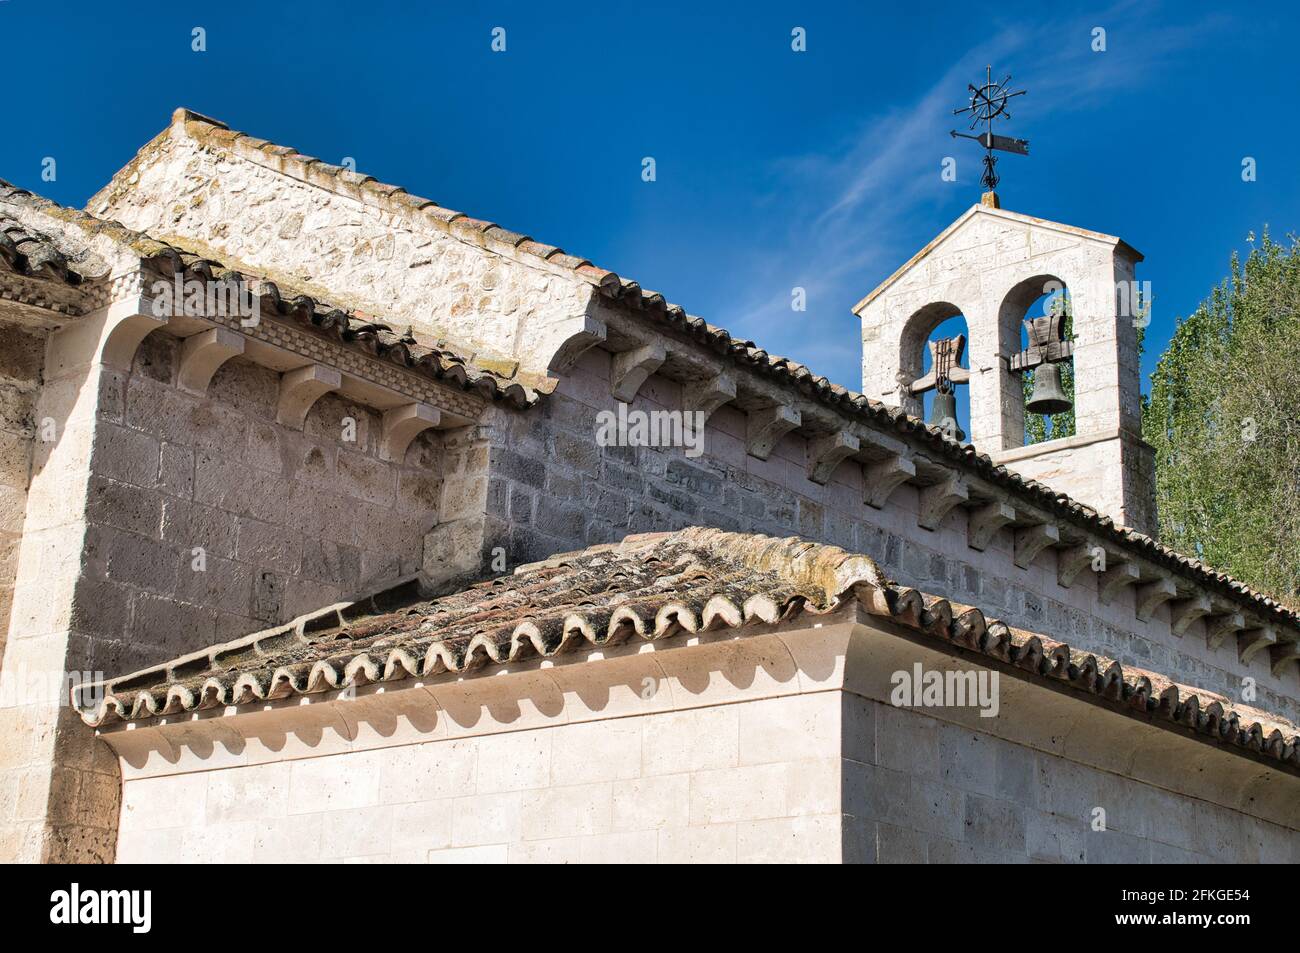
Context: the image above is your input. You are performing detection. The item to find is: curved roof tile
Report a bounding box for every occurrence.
[76,527,1300,777]
[596,283,1300,630]
[52,112,1300,625]
[0,177,537,408]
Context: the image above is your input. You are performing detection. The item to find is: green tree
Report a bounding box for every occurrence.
[1144,231,1300,602]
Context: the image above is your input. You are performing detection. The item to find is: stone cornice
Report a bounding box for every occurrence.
[989,427,1154,465]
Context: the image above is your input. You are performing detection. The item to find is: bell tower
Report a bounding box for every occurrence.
[853,202,1157,537]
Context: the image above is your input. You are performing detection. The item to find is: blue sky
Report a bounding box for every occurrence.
[3,0,1297,411]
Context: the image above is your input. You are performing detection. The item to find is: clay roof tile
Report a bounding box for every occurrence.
[74,527,1300,780]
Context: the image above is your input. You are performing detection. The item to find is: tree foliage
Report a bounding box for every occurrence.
[1143,232,1300,602]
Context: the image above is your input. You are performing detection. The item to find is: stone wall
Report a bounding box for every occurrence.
[113,692,843,864]
[471,349,1300,726]
[108,688,1296,865]
[0,304,486,862]
[91,121,596,378]
[0,323,43,662]
[991,432,1158,543]
[842,696,1294,863]
[81,329,450,675]
[2,309,123,861]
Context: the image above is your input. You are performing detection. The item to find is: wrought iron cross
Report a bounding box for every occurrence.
[951,66,1029,193]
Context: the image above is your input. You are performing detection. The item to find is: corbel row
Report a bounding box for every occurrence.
[100,300,448,463]
[902,470,1296,675]
[860,444,1297,677]
[605,339,889,474]
[594,331,1300,680]
[1202,610,1299,676]
[1052,541,1299,675]
[1043,536,1298,675]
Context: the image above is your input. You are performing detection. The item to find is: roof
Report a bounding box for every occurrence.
[76,527,1300,777]
[0,177,123,289]
[0,177,535,407]
[97,109,628,298]
[852,202,1144,313]
[80,112,1300,631]
[149,110,1146,320]
[609,303,1300,631]
[0,213,87,285]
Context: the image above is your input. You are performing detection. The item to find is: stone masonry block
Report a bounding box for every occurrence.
[235,516,301,575]
[300,537,362,590]
[86,476,161,539]
[518,782,614,842]
[175,552,254,618]
[337,451,397,506]
[474,732,551,795]
[94,424,161,488]
[131,592,218,657]
[549,720,642,787]
[534,496,586,541]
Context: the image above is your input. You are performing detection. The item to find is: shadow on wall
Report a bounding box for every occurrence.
[103,625,844,772]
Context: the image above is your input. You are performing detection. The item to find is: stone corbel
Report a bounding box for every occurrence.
[1237,625,1277,664]
[101,297,169,370]
[1056,544,1096,588]
[610,342,666,402]
[1013,522,1058,569]
[1205,612,1246,651]
[863,456,914,509]
[546,315,607,375]
[807,431,859,485]
[967,501,1015,552]
[1169,595,1211,636]
[684,372,736,424]
[1134,578,1177,622]
[178,327,245,395]
[1268,641,1300,677]
[1097,562,1140,604]
[380,403,441,462]
[917,474,967,531]
[746,405,800,460]
[276,364,342,429]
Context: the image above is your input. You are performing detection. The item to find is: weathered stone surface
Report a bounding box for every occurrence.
[105,672,1291,865]
[3,113,1298,870]
[92,119,597,379]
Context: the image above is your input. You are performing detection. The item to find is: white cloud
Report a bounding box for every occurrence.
[713,2,1225,389]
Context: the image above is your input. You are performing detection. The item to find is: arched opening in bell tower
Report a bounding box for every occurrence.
[899,301,971,441]
[999,274,1076,446]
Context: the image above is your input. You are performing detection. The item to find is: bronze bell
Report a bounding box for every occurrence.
[928,387,966,441]
[1026,361,1072,415]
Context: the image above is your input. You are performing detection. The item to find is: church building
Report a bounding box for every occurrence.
[0,109,1295,863]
